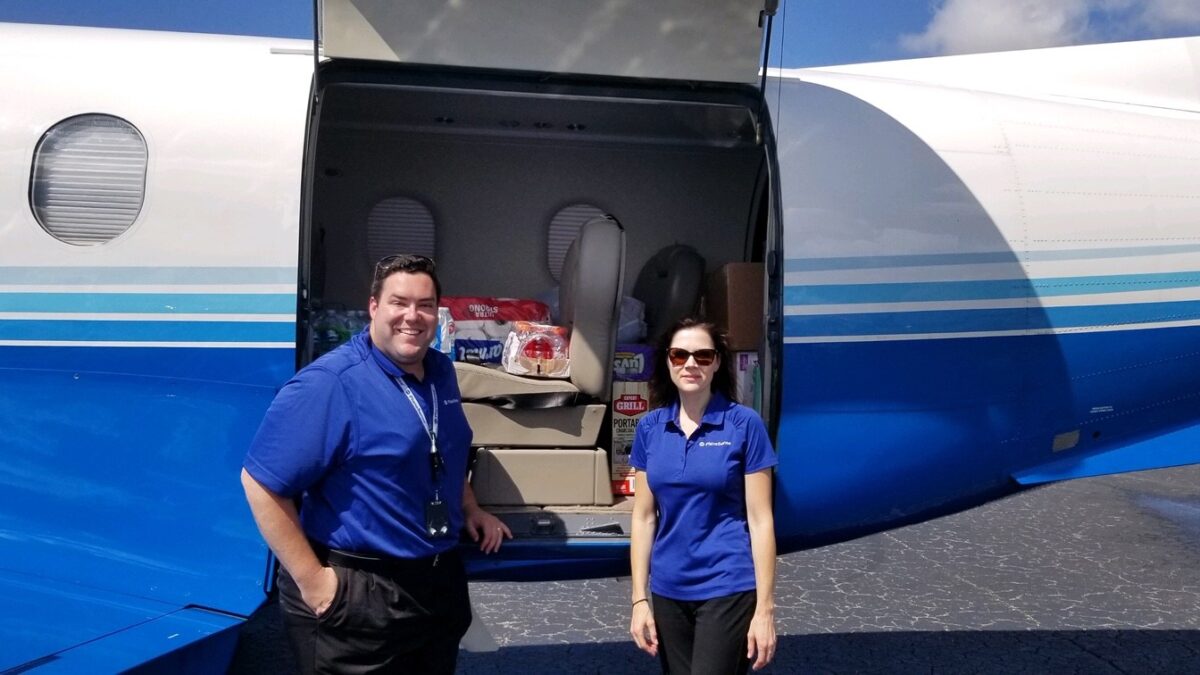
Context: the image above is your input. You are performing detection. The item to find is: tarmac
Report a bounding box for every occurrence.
[230,464,1200,674]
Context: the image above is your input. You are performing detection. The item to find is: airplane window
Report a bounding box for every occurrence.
[547,203,606,282]
[366,196,435,264]
[29,114,147,246]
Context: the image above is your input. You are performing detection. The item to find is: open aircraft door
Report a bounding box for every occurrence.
[308,1,781,580]
[318,0,775,86]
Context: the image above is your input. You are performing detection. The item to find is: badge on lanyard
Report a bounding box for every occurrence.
[425,498,450,538]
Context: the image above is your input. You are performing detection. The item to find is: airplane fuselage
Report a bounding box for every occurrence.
[2,18,1199,671]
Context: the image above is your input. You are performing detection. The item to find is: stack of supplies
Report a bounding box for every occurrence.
[441,296,551,364]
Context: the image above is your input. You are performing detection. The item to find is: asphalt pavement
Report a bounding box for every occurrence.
[231,464,1200,674]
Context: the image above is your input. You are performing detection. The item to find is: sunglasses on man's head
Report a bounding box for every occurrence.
[375,253,434,269]
[666,348,718,367]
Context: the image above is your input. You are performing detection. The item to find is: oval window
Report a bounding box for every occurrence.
[367,196,436,263]
[30,114,148,245]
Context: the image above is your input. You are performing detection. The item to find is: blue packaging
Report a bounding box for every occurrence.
[455,338,505,364]
[612,343,655,381]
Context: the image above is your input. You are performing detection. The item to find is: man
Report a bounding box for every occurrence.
[242,254,512,674]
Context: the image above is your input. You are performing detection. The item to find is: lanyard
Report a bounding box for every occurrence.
[392,375,443,500]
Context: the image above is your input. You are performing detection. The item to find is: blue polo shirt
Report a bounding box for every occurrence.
[630,392,776,601]
[244,330,471,559]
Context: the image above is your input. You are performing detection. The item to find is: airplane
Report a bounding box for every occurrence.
[2,0,1199,670]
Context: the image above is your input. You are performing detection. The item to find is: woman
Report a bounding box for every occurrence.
[629,317,777,674]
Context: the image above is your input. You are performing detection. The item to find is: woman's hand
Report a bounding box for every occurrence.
[630,601,659,657]
[746,608,776,670]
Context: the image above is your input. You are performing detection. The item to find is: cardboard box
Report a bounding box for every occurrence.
[705,263,763,351]
[611,381,651,495]
[733,351,762,414]
[463,403,605,447]
[472,448,612,506]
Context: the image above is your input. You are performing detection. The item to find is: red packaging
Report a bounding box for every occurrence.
[611,381,650,495]
[502,322,571,378]
[440,297,550,323]
[442,297,552,363]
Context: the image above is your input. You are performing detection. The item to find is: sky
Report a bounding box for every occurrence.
[0,0,1197,67]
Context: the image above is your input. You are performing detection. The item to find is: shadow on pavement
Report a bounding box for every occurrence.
[457,629,1200,674]
[228,598,1200,674]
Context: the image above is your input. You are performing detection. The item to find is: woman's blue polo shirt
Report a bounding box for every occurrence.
[630,392,776,601]
[243,330,471,559]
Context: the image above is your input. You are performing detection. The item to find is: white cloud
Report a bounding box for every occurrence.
[900,0,1200,57]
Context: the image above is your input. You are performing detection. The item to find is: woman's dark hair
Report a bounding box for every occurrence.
[647,316,737,409]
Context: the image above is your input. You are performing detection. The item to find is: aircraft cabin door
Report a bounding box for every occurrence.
[308,0,782,576]
[317,0,776,88]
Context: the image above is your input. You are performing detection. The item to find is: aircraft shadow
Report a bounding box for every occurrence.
[228,600,1200,674]
[455,629,1200,674]
[769,77,1077,546]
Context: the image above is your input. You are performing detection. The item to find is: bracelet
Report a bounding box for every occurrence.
[632,598,649,608]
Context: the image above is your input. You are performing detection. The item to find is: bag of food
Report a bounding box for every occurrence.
[501,322,570,378]
[441,296,551,363]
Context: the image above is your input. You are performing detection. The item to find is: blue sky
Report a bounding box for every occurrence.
[0,1,1197,67]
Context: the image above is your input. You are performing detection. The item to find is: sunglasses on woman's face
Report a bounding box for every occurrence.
[666,348,718,367]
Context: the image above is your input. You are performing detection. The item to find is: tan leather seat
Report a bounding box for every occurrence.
[456,215,625,447]
[454,363,579,400]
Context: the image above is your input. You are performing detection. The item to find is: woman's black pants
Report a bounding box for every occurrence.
[652,590,756,675]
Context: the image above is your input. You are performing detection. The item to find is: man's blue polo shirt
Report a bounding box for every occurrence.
[244,330,471,559]
[630,392,777,601]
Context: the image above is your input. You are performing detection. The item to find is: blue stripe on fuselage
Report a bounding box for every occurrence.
[784,244,1200,271]
[0,293,295,314]
[0,266,295,284]
[785,271,1200,305]
[0,343,295,385]
[784,299,1200,337]
[0,319,294,342]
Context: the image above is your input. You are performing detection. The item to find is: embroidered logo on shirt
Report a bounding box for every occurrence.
[442,398,461,405]
[698,440,732,447]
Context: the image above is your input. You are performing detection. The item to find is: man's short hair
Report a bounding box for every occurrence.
[371,254,442,301]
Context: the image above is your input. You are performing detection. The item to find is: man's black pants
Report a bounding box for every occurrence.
[276,550,471,675]
[651,590,756,675]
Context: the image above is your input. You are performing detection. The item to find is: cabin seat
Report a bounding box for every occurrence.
[455,216,625,447]
[632,244,705,343]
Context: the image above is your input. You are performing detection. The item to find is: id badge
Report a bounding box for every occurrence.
[425,499,451,538]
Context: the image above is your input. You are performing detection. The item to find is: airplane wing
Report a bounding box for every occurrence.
[0,572,242,673]
[1013,422,1200,485]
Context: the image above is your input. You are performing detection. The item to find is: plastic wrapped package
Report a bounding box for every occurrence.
[312,308,369,356]
[432,307,456,357]
[502,322,570,378]
[617,295,647,344]
[534,286,561,324]
[442,296,551,363]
